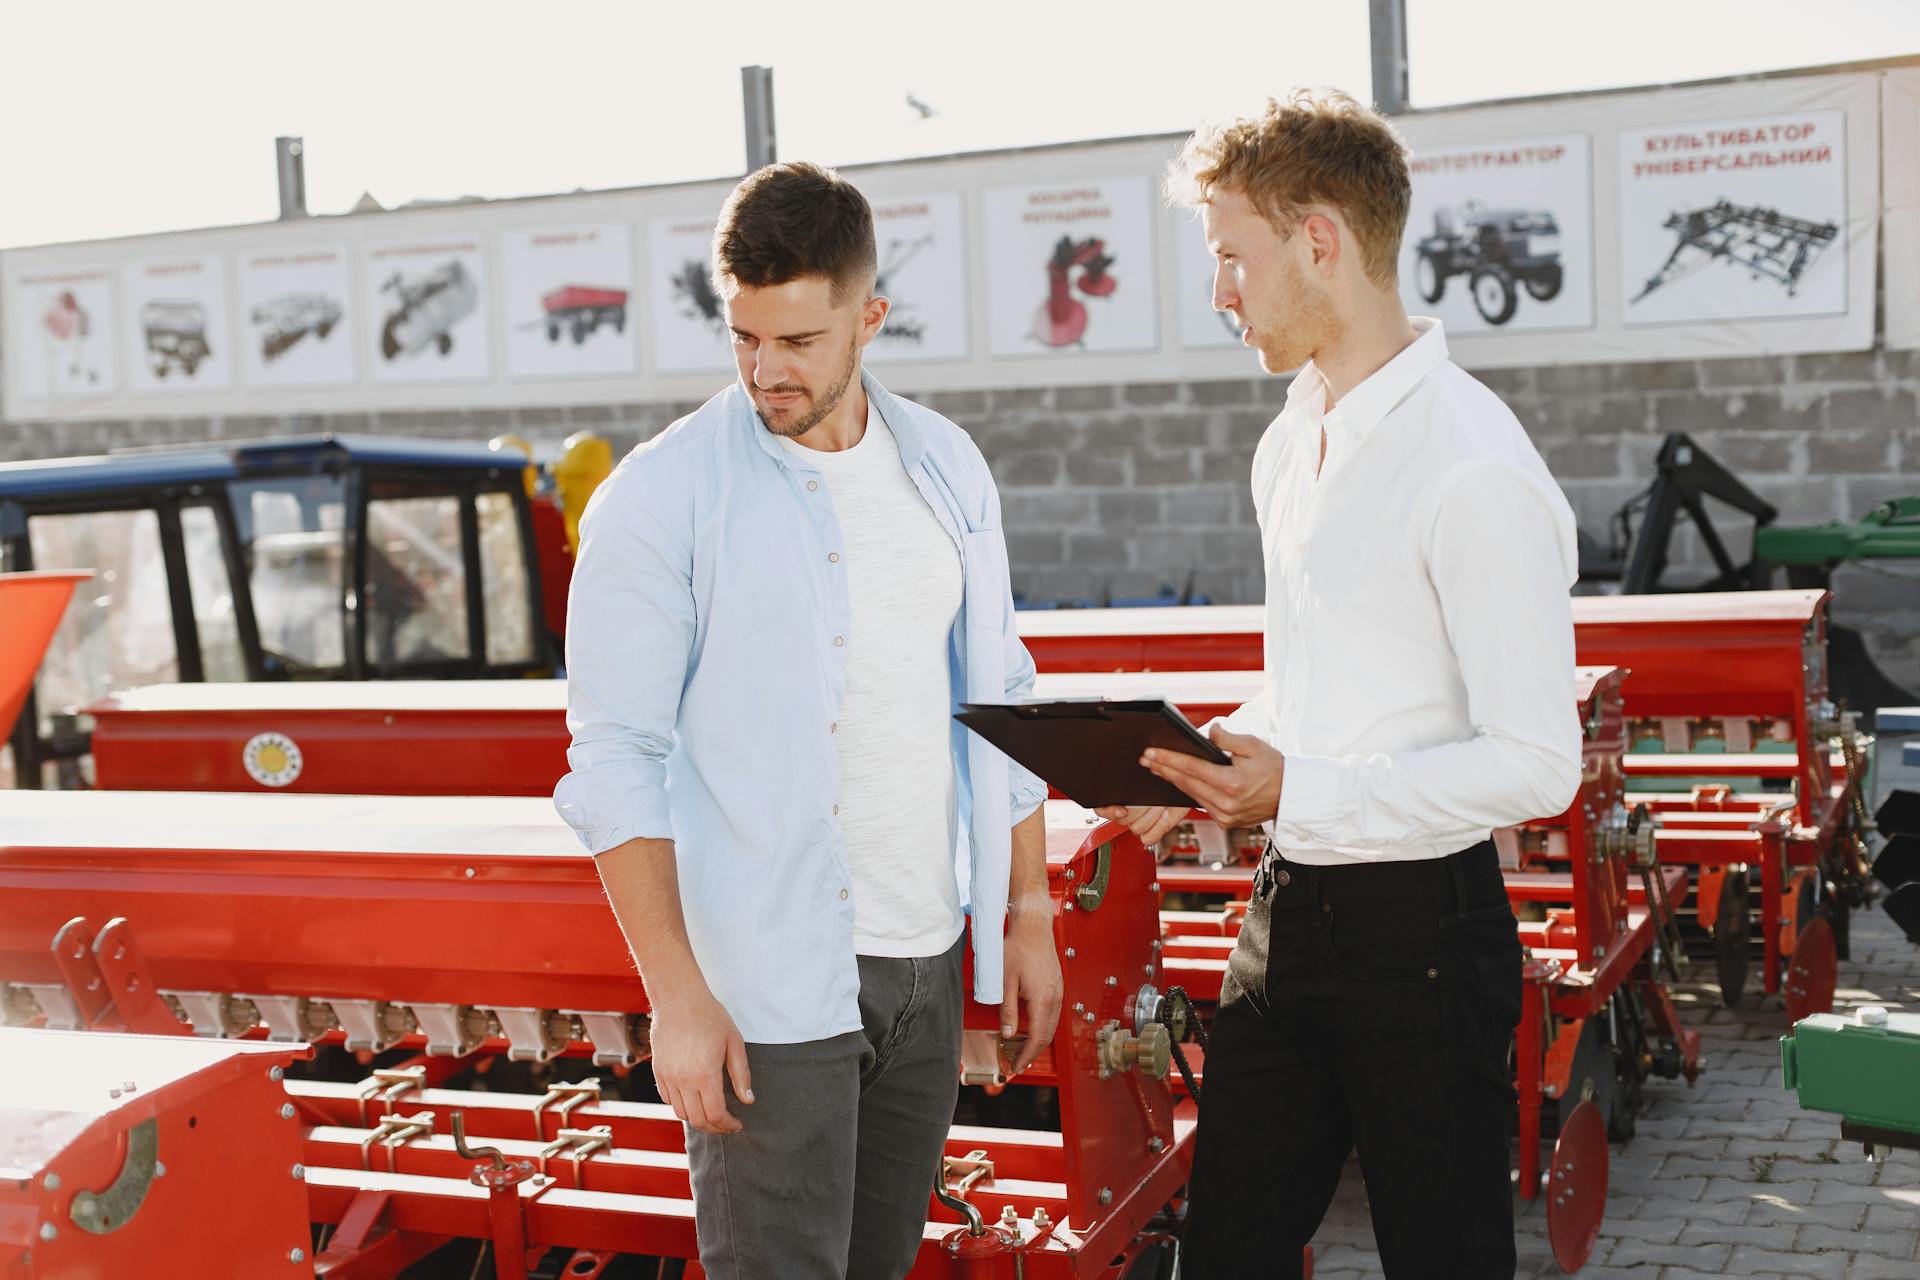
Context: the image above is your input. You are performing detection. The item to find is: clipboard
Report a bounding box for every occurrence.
[955,698,1231,809]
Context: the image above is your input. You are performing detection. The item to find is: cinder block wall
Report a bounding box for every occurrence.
[4,349,1918,690]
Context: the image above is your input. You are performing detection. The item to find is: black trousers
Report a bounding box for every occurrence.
[1182,841,1523,1279]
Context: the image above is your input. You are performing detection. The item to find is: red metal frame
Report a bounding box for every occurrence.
[0,799,1193,1278]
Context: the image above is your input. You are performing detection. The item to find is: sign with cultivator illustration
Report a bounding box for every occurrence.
[1401,134,1595,333]
[649,214,733,373]
[122,255,232,391]
[239,245,354,387]
[1620,109,1849,325]
[3,266,119,405]
[501,222,637,380]
[985,176,1156,356]
[364,238,491,383]
[864,192,970,364]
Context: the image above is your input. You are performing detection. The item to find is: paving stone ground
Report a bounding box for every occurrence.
[1300,749,1920,1280]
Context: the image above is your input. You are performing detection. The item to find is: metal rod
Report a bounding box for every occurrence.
[741,66,777,172]
[275,137,307,221]
[1369,0,1410,115]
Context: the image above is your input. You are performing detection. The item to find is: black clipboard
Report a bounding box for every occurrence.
[955,698,1231,809]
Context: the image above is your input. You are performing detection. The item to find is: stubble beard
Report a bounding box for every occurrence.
[760,337,860,439]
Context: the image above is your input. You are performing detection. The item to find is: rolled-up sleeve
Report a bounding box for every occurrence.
[1272,459,1582,850]
[552,460,696,855]
[1000,619,1048,824]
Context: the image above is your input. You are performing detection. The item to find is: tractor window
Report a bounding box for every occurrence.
[364,488,470,669]
[179,503,247,682]
[27,508,180,736]
[476,490,534,666]
[230,475,348,673]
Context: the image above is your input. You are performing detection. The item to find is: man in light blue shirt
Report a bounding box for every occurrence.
[554,161,1062,1279]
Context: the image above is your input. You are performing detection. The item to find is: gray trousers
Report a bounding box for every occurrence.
[685,937,964,1279]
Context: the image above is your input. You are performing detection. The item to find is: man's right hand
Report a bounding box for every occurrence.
[1096,805,1189,847]
[651,990,754,1134]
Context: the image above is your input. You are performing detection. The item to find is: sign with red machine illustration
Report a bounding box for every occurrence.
[864,192,970,364]
[1619,109,1849,325]
[363,237,492,384]
[1400,134,1595,334]
[501,222,637,380]
[1174,208,1241,349]
[648,213,733,374]
[4,265,119,403]
[238,245,355,388]
[121,254,234,392]
[984,175,1157,356]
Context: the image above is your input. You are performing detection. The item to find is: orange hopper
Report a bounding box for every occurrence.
[0,570,90,737]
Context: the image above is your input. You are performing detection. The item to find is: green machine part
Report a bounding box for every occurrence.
[1755,496,1920,567]
[1781,1007,1920,1150]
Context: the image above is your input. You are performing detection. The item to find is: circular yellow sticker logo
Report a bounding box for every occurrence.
[242,732,304,788]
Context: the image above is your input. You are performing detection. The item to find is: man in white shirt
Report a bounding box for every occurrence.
[558,162,1062,1279]
[1102,91,1582,1277]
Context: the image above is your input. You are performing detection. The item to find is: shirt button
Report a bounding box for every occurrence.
[839,888,849,901]
[833,804,840,815]
[833,635,845,647]
[828,552,840,564]
[807,480,819,491]
[830,722,838,734]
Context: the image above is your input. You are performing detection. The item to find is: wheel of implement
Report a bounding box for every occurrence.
[1606,989,1647,1144]
[1784,915,1838,1022]
[1713,866,1752,1008]
[1546,1099,1609,1274]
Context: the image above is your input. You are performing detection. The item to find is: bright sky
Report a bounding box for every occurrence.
[2,0,1915,251]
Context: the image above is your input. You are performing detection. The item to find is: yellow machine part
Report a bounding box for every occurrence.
[554,431,614,553]
[487,433,540,499]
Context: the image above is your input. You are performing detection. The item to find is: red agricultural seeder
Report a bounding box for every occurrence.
[0,788,1194,1279]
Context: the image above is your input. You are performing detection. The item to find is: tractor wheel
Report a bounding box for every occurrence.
[1524,264,1565,301]
[1470,267,1519,325]
[547,322,561,342]
[1416,252,1447,303]
[317,321,334,339]
[572,319,590,344]
[1714,867,1752,1008]
[380,315,403,361]
[436,331,453,356]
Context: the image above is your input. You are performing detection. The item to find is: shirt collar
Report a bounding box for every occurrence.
[742,367,925,469]
[1286,316,1449,444]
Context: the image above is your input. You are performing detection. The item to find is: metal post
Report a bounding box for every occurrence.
[275,137,307,221]
[741,65,777,173]
[1369,0,1410,116]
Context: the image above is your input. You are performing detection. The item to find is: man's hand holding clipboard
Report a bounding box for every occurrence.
[1098,722,1288,846]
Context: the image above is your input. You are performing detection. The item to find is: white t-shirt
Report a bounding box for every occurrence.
[779,401,964,956]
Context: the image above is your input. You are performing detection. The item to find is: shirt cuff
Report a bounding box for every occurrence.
[1271,753,1349,843]
[572,819,675,857]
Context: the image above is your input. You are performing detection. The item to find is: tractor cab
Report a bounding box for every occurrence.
[0,434,573,788]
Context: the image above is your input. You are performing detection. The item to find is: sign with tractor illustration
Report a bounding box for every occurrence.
[364,238,491,384]
[864,192,970,364]
[502,222,638,379]
[984,175,1157,356]
[121,254,234,391]
[1399,133,1594,334]
[3,266,119,403]
[649,213,734,373]
[240,245,356,387]
[1619,109,1849,325]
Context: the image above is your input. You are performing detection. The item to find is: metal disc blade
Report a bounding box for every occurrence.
[1785,915,1837,1022]
[1547,1100,1610,1273]
[1874,790,1920,838]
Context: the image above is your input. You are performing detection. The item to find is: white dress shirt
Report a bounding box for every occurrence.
[1219,318,1583,864]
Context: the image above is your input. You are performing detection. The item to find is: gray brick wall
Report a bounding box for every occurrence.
[4,347,1918,691]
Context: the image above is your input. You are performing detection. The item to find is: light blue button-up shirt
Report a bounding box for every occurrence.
[554,370,1047,1045]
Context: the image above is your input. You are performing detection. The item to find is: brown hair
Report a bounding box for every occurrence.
[711,161,877,305]
[1167,89,1411,288]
